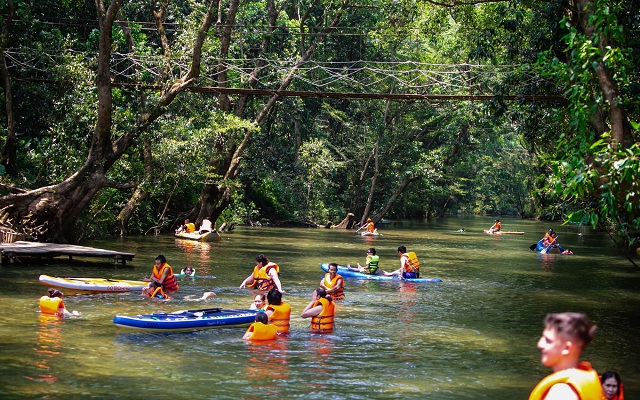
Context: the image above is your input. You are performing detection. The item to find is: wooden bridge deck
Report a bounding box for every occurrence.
[0,241,135,265]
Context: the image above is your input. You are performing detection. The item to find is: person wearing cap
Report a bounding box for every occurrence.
[347,247,380,275]
[488,219,501,233]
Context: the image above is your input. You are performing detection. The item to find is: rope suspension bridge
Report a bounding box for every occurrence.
[5,49,562,101]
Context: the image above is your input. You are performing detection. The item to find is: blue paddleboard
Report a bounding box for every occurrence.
[320,263,442,283]
[114,308,257,332]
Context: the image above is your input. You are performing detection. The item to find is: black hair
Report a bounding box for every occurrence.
[255,254,269,264]
[397,246,407,253]
[315,287,332,302]
[48,288,63,298]
[367,248,376,255]
[155,254,166,264]
[600,371,621,393]
[267,289,282,305]
[255,312,269,324]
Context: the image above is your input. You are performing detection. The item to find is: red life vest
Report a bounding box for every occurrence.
[152,262,178,291]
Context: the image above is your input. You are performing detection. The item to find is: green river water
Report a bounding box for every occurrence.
[0,217,638,399]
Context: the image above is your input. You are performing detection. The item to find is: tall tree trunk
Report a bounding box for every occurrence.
[0,0,218,242]
[361,98,390,224]
[193,0,351,225]
[0,0,17,175]
[575,0,628,147]
[117,136,152,235]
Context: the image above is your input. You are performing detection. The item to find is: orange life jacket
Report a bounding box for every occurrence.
[245,321,278,340]
[152,263,178,291]
[310,297,335,333]
[323,273,344,299]
[366,221,375,233]
[402,252,421,273]
[267,302,291,333]
[39,296,64,315]
[147,286,168,299]
[254,262,279,291]
[528,362,603,400]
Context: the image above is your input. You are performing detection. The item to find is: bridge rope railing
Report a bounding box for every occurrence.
[4,48,560,100]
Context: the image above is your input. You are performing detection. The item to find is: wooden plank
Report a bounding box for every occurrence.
[0,241,135,264]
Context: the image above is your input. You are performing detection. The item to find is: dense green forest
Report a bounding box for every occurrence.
[0,0,638,249]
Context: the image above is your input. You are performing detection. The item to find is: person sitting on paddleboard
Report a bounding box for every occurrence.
[488,219,501,233]
[320,262,344,300]
[175,219,195,234]
[347,247,379,275]
[382,246,420,279]
[365,218,375,234]
[39,288,80,317]
[198,217,212,234]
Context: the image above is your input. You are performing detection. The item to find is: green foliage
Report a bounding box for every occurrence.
[533,0,640,246]
[559,138,640,245]
[219,189,260,226]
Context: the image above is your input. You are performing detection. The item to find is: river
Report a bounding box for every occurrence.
[0,217,638,399]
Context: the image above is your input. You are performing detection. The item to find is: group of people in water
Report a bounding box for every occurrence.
[238,254,335,339]
[38,218,625,398]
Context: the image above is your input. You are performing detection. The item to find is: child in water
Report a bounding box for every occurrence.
[142,281,171,301]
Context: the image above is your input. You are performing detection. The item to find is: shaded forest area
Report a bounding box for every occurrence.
[0,0,638,250]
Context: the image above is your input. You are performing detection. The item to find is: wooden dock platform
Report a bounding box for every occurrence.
[0,241,135,265]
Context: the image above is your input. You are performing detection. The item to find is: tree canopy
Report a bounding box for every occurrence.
[0,0,638,250]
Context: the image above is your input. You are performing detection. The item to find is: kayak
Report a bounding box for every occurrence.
[483,230,525,235]
[535,240,573,254]
[39,274,148,293]
[174,231,221,242]
[113,308,257,332]
[320,263,442,283]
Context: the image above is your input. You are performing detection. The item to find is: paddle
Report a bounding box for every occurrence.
[354,224,366,234]
[541,235,559,254]
[529,243,538,251]
[163,308,223,318]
